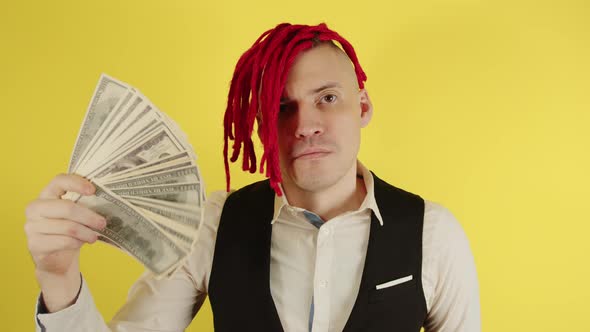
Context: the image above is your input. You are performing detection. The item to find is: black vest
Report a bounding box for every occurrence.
[208,173,427,331]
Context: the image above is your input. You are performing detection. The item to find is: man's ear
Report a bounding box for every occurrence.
[359,89,373,128]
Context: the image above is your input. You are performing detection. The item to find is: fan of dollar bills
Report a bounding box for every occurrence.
[66,73,204,278]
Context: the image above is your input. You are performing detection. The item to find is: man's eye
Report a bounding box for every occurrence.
[321,94,337,103]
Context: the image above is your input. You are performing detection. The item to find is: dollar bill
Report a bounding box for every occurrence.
[112,182,201,206]
[67,74,204,277]
[76,184,186,276]
[125,196,201,228]
[77,96,149,173]
[74,89,135,172]
[86,108,161,170]
[138,207,196,250]
[95,93,145,152]
[86,127,186,179]
[123,195,200,213]
[99,151,193,183]
[105,165,199,189]
[69,74,129,172]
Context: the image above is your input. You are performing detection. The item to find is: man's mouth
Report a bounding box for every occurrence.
[293,148,331,160]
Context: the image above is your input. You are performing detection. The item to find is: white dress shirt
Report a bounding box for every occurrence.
[36,162,481,331]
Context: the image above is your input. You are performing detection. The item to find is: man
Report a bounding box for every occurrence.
[26,23,480,331]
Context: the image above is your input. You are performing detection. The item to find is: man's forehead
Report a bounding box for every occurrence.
[290,43,353,72]
[282,44,358,94]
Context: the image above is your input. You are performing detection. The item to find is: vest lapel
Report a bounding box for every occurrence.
[208,180,284,331]
[343,172,428,331]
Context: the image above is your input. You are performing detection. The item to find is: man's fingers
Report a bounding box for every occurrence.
[38,173,95,200]
[27,233,86,255]
[25,199,106,231]
[25,219,100,244]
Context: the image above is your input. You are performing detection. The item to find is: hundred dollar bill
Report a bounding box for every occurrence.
[85,127,186,179]
[75,89,135,172]
[105,165,199,189]
[87,106,161,169]
[112,182,201,206]
[99,151,193,183]
[123,195,200,213]
[125,196,201,228]
[138,208,196,250]
[79,97,152,171]
[157,110,197,162]
[93,93,145,154]
[76,184,186,276]
[100,92,188,158]
[69,74,129,172]
[105,119,174,162]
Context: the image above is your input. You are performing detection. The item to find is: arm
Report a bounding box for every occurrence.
[29,174,227,331]
[422,202,481,332]
[107,191,228,331]
[36,269,207,332]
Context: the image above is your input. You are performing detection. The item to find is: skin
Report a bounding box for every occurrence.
[24,42,373,313]
[24,174,105,312]
[277,43,373,220]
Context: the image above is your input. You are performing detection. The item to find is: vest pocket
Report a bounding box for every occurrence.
[369,275,416,303]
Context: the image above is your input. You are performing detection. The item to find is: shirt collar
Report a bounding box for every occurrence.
[271,160,384,226]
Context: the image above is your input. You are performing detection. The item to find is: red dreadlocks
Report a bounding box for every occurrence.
[223,23,367,195]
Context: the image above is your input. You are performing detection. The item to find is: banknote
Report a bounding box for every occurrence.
[76,184,186,276]
[104,165,199,189]
[125,196,201,228]
[87,128,186,179]
[69,74,129,172]
[66,74,204,277]
[75,89,136,172]
[111,182,201,206]
[138,208,196,250]
[124,195,200,213]
[99,151,193,183]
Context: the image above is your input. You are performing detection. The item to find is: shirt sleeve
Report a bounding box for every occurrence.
[422,201,481,332]
[36,276,111,332]
[35,190,229,332]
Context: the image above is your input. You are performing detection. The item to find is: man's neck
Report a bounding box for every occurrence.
[282,162,367,221]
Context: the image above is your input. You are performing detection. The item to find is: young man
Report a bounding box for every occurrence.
[26,23,480,331]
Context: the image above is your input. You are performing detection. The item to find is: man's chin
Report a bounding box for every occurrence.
[288,169,334,192]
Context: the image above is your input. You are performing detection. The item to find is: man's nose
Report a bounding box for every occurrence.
[294,104,323,139]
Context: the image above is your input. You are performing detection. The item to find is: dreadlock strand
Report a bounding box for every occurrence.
[259,30,321,192]
[253,26,301,180]
[239,24,295,173]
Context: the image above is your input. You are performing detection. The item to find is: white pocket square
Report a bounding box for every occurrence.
[375,275,413,290]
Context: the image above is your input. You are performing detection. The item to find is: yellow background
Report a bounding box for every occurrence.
[1,0,589,331]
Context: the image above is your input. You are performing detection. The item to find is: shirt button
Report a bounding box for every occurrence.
[320,281,328,288]
[321,227,331,236]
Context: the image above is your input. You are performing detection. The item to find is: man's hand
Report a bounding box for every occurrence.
[24,173,106,312]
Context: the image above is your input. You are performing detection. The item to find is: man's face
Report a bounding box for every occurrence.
[277,43,372,194]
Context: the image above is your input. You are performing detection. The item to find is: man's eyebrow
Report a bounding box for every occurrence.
[308,82,342,95]
[280,82,343,103]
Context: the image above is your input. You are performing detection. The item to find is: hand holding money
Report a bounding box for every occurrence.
[69,74,204,276]
[24,173,105,312]
[25,74,205,305]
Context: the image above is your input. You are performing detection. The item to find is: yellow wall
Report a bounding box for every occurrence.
[2,0,589,331]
